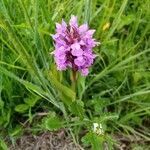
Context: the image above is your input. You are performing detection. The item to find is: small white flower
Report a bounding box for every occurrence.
[93,123,104,135]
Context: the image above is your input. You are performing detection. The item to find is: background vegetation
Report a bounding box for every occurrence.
[0,0,150,149]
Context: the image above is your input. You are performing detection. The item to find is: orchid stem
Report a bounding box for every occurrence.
[71,70,77,92]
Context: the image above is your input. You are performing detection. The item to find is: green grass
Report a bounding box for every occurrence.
[0,0,150,149]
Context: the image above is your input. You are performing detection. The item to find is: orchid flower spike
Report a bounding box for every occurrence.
[52,15,100,76]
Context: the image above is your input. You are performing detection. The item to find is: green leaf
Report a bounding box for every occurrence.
[5,109,11,127]
[15,104,29,113]
[0,109,11,127]
[28,107,33,123]
[24,96,40,107]
[0,66,60,109]
[117,14,135,30]
[82,132,104,150]
[133,72,142,84]
[44,116,63,131]
[97,113,119,122]
[69,101,85,118]
[9,125,23,137]
[0,139,8,150]
[77,74,86,100]
[49,71,76,104]
[0,116,4,126]
[0,99,4,109]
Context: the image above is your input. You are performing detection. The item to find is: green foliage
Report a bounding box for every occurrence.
[42,115,63,131]
[69,101,85,118]
[0,0,150,149]
[15,104,29,113]
[0,99,4,109]
[9,125,23,137]
[49,71,76,105]
[24,95,40,107]
[82,131,114,150]
[82,132,105,150]
[0,139,8,150]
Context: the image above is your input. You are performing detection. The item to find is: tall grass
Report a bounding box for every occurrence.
[0,0,150,149]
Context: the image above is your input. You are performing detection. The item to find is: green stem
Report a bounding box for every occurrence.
[71,70,77,92]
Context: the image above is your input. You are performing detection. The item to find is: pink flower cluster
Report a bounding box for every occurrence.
[52,15,99,76]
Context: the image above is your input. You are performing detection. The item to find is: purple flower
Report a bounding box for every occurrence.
[52,15,99,76]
